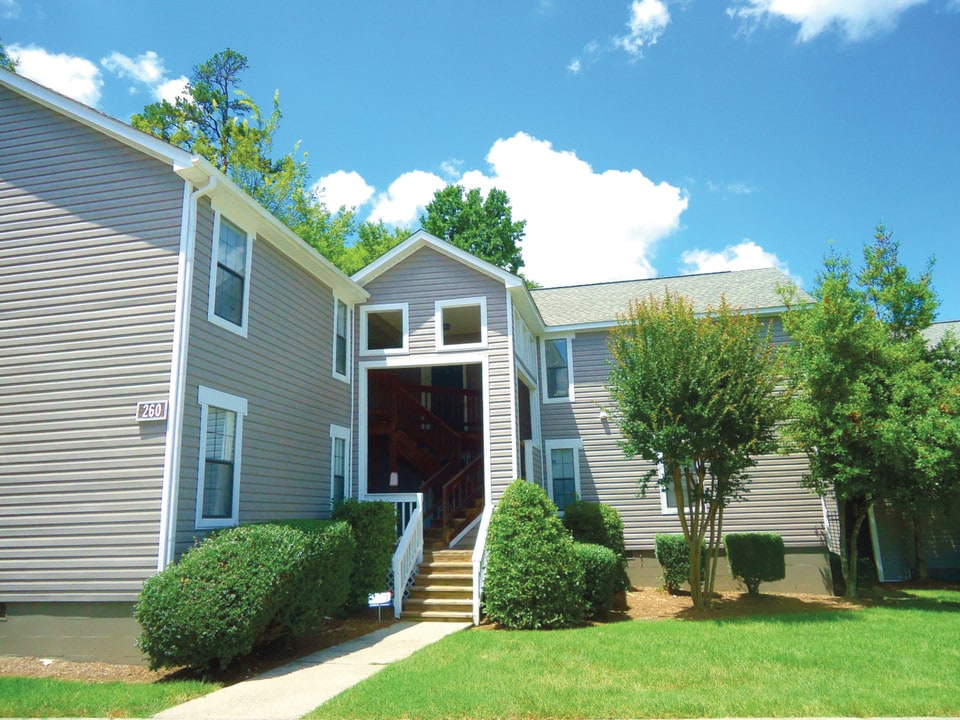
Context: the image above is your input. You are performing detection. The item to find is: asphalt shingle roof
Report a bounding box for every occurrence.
[923,320,960,347]
[530,267,805,328]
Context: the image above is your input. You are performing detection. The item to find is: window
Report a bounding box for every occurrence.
[208,214,253,335]
[196,386,247,528]
[545,439,582,514]
[435,297,487,349]
[330,425,350,509]
[333,298,350,381]
[658,460,693,515]
[360,303,408,355]
[542,337,574,402]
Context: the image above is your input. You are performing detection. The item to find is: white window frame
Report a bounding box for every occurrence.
[657,459,693,515]
[435,296,488,351]
[359,303,409,356]
[545,438,582,514]
[330,424,351,509]
[207,210,254,337]
[332,296,351,383]
[195,386,248,530]
[541,335,575,403]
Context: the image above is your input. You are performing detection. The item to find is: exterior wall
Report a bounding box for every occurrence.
[873,499,960,582]
[173,199,351,555]
[539,327,827,552]
[0,602,142,664]
[0,85,184,603]
[356,246,516,500]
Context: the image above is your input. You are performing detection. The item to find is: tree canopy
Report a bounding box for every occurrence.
[420,184,526,275]
[1,37,17,72]
[781,226,960,596]
[607,293,784,608]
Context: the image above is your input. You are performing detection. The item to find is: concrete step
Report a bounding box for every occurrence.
[401,609,474,621]
[409,583,473,594]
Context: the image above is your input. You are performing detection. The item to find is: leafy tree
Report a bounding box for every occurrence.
[420,184,526,275]
[607,293,784,608]
[781,226,959,595]
[1,37,17,72]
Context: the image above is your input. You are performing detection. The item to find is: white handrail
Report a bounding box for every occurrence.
[471,505,493,625]
[390,492,423,619]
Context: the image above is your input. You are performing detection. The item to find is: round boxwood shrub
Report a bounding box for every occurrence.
[484,479,586,629]
[724,532,785,595]
[563,500,630,591]
[332,499,396,611]
[573,542,618,619]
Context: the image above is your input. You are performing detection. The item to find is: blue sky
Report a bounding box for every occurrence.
[4,0,959,319]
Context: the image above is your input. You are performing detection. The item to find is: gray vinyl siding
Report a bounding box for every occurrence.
[0,85,184,601]
[540,328,825,551]
[173,200,350,555]
[358,247,516,499]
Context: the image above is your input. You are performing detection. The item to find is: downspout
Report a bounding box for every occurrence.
[157,176,217,570]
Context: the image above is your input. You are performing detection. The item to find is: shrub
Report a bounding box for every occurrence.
[332,499,396,610]
[655,533,705,594]
[573,542,618,619]
[563,500,630,591]
[724,532,786,596]
[484,480,586,629]
[135,521,354,671]
[274,519,356,621]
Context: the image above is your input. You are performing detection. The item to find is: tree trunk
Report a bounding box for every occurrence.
[845,504,869,599]
[911,509,929,580]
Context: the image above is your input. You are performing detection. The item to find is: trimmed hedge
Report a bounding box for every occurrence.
[332,499,396,610]
[484,480,586,629]
[574,542,618,619]
[655,533,705,594]
[135,521,355,671]
[563,500,630,591]
[724,533,786,595]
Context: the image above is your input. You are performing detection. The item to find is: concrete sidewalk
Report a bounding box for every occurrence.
[152,620,469,720]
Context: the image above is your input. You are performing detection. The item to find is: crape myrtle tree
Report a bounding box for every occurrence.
[780,226,960,596]
[607,293,784,609]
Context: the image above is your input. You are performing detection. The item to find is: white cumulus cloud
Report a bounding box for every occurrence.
[458,131,688,286]
[728,0,928,42]
[313,170,376,211]
[616,0,672,55]
[8,44,103,106]
[680,240,789,274]
[101,50,187,102]
[368,170,446,226]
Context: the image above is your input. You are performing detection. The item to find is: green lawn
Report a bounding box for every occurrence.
[311,588,960,719]
[0,676,214,718]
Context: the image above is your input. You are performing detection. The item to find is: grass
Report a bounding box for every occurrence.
[0,677,214,718]
[311,588,960,719]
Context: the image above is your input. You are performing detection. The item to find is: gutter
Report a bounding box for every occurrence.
[157,175,217,570]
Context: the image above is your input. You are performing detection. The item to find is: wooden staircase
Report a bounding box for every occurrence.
[402,547,473,621]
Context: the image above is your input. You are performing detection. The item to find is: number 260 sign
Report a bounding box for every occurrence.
[136,400,168,422]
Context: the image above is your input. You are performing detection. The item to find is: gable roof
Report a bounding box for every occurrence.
[0,68,367,304]
[531,266,804,330]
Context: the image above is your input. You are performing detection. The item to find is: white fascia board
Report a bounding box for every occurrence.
[542,305,788,335]
[353,229,524,290]
[180,158,368,305]
[509,286,546,335]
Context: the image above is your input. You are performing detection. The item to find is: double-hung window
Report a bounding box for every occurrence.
[330,425,351,509]
[545,439,582,514]
[208,214,253,336]
[333,298,350,382]
[196,386,247,529]
[658,460,693,515]
[542,337,574,402]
